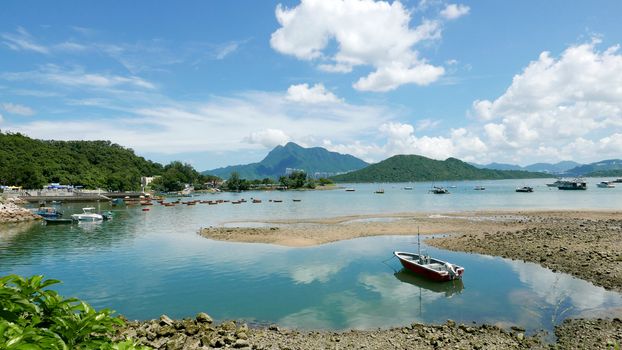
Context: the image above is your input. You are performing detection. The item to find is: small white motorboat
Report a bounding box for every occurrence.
[71,207,103,222]
[596,181,615,188]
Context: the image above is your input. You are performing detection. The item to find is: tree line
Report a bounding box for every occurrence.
[0,132,218,191]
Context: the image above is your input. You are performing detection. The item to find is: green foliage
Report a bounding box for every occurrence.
[0,132,162,191]
[225,172,249,191]
[585,169,622,177]
[279,171,315,189]
[331,155,552,183]
[0,274,149,350]
[318,178,333,186]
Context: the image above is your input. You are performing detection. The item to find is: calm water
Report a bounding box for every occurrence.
[1,178,622,334]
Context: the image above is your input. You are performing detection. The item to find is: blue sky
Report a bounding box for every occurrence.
[1,0,622,170]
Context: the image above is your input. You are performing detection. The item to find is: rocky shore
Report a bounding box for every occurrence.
[0,197,40,223]
[117,314,548,349]
[117,313,622,349]
[427,212,622,292]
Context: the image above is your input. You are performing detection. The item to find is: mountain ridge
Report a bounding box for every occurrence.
[203,142,369,180]
[331,154,551,182]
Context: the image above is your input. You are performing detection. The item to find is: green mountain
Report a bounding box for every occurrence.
[565,159,622,177]
[0,132,163,190]
[331,154,551,182]
[204,142,368,180]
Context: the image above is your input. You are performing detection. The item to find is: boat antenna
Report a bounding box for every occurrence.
[417,226,421,259]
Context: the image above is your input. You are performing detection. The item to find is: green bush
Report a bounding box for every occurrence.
[0,274,149,349]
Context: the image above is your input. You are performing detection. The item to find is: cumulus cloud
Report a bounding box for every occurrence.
[270,0,463,91]
[473,40,622,162]
[286,83,343,103]
[1,102,35,116]
[244,128,290,148]
[440,4,470,20]
[323,121,486,162]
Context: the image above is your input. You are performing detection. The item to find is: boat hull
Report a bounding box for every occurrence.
[394,252,464,282]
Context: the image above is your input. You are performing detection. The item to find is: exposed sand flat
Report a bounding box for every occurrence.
[200,210,622,292]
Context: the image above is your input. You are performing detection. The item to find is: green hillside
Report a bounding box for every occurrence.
[585,169,622,177]
[0,132,163,190]
[566,159,622,176]
[331,155,551,182]
[204,142,368,180]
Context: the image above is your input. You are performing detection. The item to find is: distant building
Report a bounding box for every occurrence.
[285,168,305,176]
[141,176,160,188]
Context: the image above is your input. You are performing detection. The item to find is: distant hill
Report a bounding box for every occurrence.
[565,159,622,177]
[331,155,551,183]
[472,161,581,174]
[0,132,163,190]
[204,142,369,180]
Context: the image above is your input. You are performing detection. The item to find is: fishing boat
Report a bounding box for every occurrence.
[71,207,103,222]
[557,178,587,190]
[393,229,464,282]
[292,199,301,202]
[375,189,385,194]
[429,186,449,194]
[33,207,63,218]
[515,186,533,192]
[546,178,564,187]
[473,186,485,190]
[597,181,615,188]
[345,188,355,192]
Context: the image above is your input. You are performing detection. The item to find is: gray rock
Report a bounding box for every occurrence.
[234,338,250,348]
[160,314,174,326]
[196,312,213,324]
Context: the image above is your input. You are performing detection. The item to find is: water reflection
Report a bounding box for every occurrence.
[394,269,464,297]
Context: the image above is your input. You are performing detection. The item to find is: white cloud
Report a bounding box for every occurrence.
[323,121,486,163]
[1,102,35,116]
[2,65,155,90]
[5,88,389,155]
[0,113,3,123]
[440,4,470,20]
[1,27,49,54]
[244,129,290,148]
[270,0,457,91]
[286,83,343,103]
[473,41,622,163]
[215,42,240,60]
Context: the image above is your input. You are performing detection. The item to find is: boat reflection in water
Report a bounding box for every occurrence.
[394,269,464,298]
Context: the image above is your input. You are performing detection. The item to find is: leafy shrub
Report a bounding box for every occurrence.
[0,274,149,349]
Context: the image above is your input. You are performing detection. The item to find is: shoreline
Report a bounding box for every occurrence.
[0,197,41,223]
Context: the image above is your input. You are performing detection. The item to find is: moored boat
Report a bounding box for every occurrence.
[403,186,413,190]
[515,186,533,192]
[71,207,103,222]
[33,207,63,218]
[345,188,355,192]
[375,189,385,194]
[394,251,464,282]
[429,186,449,194]
[473,186,485,190]
[557,178,587,190]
